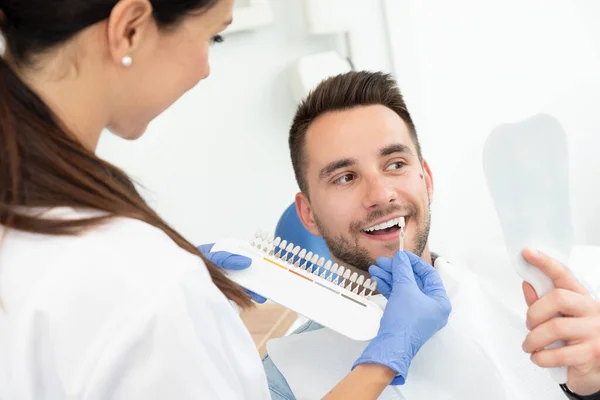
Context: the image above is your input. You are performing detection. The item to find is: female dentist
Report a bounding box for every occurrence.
[0,0,451,399]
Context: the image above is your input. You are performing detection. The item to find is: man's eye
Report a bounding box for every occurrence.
[333,174,355,185]
[386,161,405,171]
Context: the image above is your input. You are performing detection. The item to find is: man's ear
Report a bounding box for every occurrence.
[295,192,321,236]
[106,0,154,66]
[422,159,434,204]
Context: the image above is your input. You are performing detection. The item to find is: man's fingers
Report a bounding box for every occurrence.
[530,342,595,368]
[523,317,600,353]
[526,289,594,330]
[523,281,538,307]
[522,248,588,295]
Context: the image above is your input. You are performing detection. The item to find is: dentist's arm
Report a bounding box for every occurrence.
[323,251,452,399]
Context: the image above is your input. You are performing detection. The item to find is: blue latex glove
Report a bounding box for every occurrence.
[353,251,452,385]
[197,243,267,304]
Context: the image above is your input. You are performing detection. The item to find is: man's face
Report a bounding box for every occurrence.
[296,105,434,272]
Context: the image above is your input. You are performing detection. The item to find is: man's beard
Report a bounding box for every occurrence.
[314,204,431,272]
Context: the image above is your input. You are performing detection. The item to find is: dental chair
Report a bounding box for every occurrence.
[275,203,331,260]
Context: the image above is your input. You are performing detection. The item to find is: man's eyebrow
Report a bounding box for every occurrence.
[318,158,356,180]
[379,144,414,157]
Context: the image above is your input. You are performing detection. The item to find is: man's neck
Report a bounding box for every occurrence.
[331,245,433,277]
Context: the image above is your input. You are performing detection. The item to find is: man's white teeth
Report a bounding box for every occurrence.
[364,217,405,232]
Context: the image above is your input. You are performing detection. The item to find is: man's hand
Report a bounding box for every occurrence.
[520,249,600,396]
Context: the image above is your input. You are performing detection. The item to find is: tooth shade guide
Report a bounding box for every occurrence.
[211,235,383,341]
[248,232,375,306]
[262,254,368,306]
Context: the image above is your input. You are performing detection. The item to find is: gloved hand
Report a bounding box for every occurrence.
[197,243,267,304]
[353,251,452,385]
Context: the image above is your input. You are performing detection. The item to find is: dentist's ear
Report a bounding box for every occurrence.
[422,160,434,203]
[295,192,321,236]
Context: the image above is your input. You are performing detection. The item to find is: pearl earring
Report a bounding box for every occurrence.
[121,55,132,67]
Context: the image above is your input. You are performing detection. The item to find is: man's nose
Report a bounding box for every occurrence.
[362,175,397,210]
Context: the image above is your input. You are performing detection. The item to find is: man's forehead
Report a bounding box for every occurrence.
[304,105,415,169]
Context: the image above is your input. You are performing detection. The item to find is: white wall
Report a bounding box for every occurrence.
[97,0,600,277]
[384,0,600,264]
[96,0,391,245]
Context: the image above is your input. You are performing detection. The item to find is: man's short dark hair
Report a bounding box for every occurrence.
[289,71,421,194]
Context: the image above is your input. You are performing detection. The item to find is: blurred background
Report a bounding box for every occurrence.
[96,0,600,277]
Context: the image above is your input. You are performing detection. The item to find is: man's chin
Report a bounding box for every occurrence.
[361,238,398,257]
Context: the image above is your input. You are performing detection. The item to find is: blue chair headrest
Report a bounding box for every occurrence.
[274,203,331,259]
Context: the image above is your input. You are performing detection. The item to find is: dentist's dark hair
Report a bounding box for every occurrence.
[0,0,253,308]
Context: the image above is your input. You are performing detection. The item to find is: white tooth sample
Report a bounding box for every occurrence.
[307,254,319,273]
[291,245,301,262]
[306,253,317,272]
[399,216,406,227]
[328,263,339,281]
[340,269,352,288]
[275,239,287,258]
[320,260,332,278]
[269,237,281,255]
[348,272,357,289]
[251,229,262,247]
[356,275,365,286]
[360,278,371,296]
[283,243,294,262]
[294,248,305,267]
[335,266,345,284]
[301,251,313,270]
[313,257,325,275]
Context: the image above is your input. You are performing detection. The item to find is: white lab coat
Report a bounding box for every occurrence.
[0,208,270,400]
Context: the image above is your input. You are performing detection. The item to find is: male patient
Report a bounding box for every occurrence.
[261,71,583,399]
